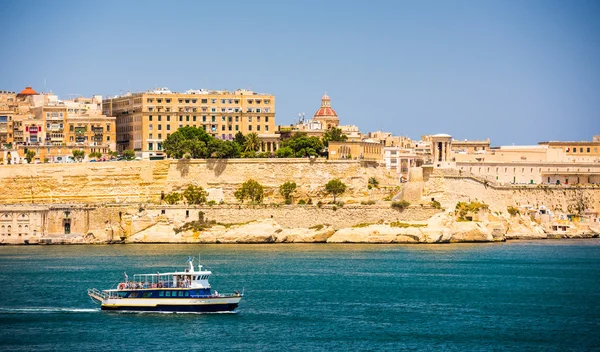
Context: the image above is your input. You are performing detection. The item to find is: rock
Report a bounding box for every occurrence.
[448,221,493,242]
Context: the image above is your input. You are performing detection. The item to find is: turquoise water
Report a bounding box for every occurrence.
[1,241,599,351]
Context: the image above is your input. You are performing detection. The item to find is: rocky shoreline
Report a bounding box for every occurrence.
[4,212,598,245]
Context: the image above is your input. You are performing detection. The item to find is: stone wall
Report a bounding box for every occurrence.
[423,169,600,213]
[0,159,398,205]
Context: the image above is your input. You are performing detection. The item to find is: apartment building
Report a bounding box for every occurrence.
[0,87,116,164]
[102,87,276,153]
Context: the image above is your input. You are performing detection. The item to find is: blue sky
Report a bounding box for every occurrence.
[0,0,598,145]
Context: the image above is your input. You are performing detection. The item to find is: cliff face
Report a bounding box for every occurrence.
[0,159,397,204]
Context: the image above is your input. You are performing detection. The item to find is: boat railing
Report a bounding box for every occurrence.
[87,288,109,301]
[190,292,242,299]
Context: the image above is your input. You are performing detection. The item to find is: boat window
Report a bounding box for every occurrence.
[142,292,152,298]
[185,292,189,297]
[178,291,184,297]
[172,291,177,297]
[159,291,164,297]
[166,291,171,297]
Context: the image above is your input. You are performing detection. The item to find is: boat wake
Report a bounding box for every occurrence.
[0,307,100,314]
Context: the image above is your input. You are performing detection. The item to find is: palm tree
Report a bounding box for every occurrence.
[244,132,261,152]
[368,177,379,200]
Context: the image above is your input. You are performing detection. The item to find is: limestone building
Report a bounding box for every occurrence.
[102,87,276,154]
[0,87,116,164]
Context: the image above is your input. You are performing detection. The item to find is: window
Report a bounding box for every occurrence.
[202,116,206,122]
[149,116,153,121]
[161,209,166,214]
[186,116,190,122]
[158,115,162,122]
[179,115,183,122]
[248,116,252,122]
[211,116,216,122]
[573,148,577,153]
[235,116,239,122]
[249,126,252,131]
[148,143,153,150]
[211,108,216,112]
[167,125,171,131]
[235,125,239,131]
[211,99,216,104]
[257,125,261,131]
[221,125,225,131]
[149,124,153,131]
[201,99,207,104]
[265,125,269,131]
[158,133,162,139]
[222,116,226,122]
[257,116,261,122]
[149,134,153,139]
[158,125,162,130]
[587,147,590,153]
[580,148,583,153]
[167,116,170,122]
[159,291,164,297]
[265,116,269,122]
[193,116,196,122]
[166,291,171,297]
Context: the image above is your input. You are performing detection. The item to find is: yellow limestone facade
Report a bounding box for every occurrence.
[102,88,275,153]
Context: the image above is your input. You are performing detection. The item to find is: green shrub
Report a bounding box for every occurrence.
[235,179,264,204]
[430,200,442,209]
[391,200,410,210]
[455,201,489,220]
[353,222,374,228]
[507,206,520,216]
[390,221,426,228]
[361,200,376,205]
[163,192,182,205]
[298,199,306,205]
[207,200,217,206]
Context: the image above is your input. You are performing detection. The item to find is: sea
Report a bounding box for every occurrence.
[0,240,599,351]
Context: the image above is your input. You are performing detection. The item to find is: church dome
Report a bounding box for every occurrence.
[17,86,38,96]
[313,93,338,119]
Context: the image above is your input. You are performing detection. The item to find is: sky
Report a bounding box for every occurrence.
[0,0,598,145]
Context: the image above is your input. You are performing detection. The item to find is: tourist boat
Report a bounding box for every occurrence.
[88,257,243,313]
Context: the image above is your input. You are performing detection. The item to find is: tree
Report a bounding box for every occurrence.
[368,177,379,199]
[234,131,245,146]
[122,149,135,160]
[234,179,264,204]
[208,139,241,158]
[89,151,102,159]
[280,132,324,157]
[183,185,208,205]
[164,192,182,205]
[243,132,261,152]
[325,178,347,203]
[279,181,297,204]
[367,177,379,190]
[72,150,85,162]
[275,146,294,158]
[25,150,36,164]
[163,126,212,159]
[322,127,347,147]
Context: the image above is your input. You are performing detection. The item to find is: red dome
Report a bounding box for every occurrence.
[18,86,38,96]
[313,93,338,119]
[314,106,338,117]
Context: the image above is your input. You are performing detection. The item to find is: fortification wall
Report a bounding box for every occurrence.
[423,170,600,213]
[0,159,398,205]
